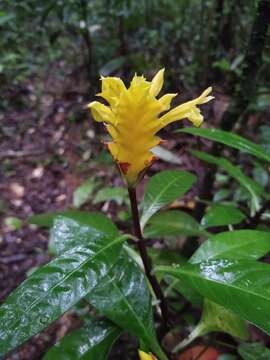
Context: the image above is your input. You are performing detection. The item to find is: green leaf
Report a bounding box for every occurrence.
[191,150,264,210]
[43,319,121,360]
[73,179,98,208]
[140,170,196,229]
[50,216,119,255]
[201,204,246,228]
[0,219,124,357]
[86,254,167,360]
[179,128,270,163]
[200,299,248,339]
[144,210,207,238]
[29,210,118,237]
[93,186,128,206]
[155,260,270,335]
[173,299,248,352]
[190,230,270,263]
[238,342,270,360]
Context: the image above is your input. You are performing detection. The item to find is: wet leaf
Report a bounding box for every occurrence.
[155,260,270,335]
[29,210,118,238]
[86,254,167,360]
[49,215,119,255]
[0,218,124,357]
[43,319,121,360]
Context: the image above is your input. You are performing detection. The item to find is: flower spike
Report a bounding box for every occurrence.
[88,69,213,185]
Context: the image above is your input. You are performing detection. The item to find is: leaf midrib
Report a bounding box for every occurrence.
[162,266,270,303]
[9,235,125,319]
[192,238,270,263]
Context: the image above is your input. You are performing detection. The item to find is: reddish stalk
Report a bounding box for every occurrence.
[128,187,169,328]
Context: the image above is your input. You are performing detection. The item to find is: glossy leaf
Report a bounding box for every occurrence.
[49,216,118,255]
[43,319,121,360]
[144,210,208,238]
[238,342,270,360]
[29,210,118,237]
[201,204,246,228]
[0,219,124,357]
[155,260,270,335]
[140,170,196,229]
[190,230,270,263]
[86,254,167,360]
[191,150,264,209]
[179,127,270,163]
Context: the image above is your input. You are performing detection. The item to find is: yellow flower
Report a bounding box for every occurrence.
[88,69,213,185]
[138,350,158,360]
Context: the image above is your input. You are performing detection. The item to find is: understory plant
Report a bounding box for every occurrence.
[1,69,270,360]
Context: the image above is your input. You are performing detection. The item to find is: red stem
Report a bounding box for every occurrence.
[128,187,169,328]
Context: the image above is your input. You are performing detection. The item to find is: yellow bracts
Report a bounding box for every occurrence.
[88,69,213,185]
[138,350,158,360]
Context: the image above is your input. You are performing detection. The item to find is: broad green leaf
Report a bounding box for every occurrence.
[86,254,167,360]
[29,210,118,237]
[43,319,121,360]
[155,259,270,335]
[49,216,118,255]
[179,128,270,163]
[93,186,128,206]
[73,179,98,208]
[0,220,124,357]
[140,170,196,229]
[173,299,248,352]
[238,342,270,360]
[190,230,270,263]
[201,204,246,228]
[144,210,208,238]
[191,150,264,210]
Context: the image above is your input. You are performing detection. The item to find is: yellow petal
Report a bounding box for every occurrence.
[138,350,158,360]
[88,101,115,125]
[158,93,177,111]
[98,76,126,104]
[157,87,213,130]
[149,68,165,97]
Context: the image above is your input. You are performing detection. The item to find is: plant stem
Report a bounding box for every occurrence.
[128,187,169,328]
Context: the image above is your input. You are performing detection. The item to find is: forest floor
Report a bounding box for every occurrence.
[0,63,268,360]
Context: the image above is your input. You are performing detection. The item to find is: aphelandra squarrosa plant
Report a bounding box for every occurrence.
[88,69,213,354]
